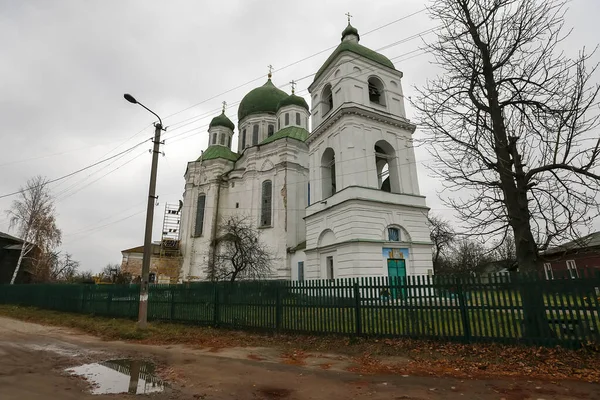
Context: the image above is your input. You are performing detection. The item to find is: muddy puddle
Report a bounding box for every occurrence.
[66,359,166,395]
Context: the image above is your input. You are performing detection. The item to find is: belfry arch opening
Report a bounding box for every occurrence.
[374,140,399,193]
[321,147,336,199]
[368,76,385,105]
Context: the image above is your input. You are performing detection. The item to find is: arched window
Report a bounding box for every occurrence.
[285,113,289,126]
[212,132,217,145]
[227,136,231,148]
[368,76,385,105]
[194,194,206,237]
[322,84,333,115]
[219,133,225,145]
[242,129,247,148]
[374,140,399,193]
[296,112,300,125]
[252,124,259,145]
[260,180,272,227]
[321,148,336,198]
[268,124,274,137]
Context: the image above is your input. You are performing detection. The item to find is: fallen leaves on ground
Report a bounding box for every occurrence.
[0,305,597,383]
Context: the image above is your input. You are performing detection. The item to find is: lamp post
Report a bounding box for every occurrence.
[124,93,163,329]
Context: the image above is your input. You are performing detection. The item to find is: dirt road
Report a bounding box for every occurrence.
[0,316,597,399]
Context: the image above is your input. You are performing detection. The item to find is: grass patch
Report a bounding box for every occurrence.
[0,305,598,383]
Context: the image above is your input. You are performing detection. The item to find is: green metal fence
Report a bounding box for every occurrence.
[1,271,599,348]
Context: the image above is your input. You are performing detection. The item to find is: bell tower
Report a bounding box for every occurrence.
[303,18,433,280]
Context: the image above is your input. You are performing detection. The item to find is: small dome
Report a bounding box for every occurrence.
[341,23,360,41]
[277,94,309,112]
[209,111,235,131]
[238,79,288,121]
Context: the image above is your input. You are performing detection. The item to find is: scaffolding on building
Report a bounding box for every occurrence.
[157,201,183,284]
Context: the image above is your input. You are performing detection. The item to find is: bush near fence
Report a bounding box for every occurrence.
[1,270,599,349]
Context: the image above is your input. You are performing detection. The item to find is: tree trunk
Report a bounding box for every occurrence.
[10,236,31,285]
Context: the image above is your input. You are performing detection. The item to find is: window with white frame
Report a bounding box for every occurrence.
[388,227,400,242]
[566,260,579,278]
[543,263,554,280]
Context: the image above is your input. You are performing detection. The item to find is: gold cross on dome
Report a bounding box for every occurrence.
[267,64,273,78]
[290,80,296,94]
[222,101,227,113]
[345,12,353,23]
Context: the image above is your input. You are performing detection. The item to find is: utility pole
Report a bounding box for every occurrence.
[124,93,164,329]
[138,121,162,328]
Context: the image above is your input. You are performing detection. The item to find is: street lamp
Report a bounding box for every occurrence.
[124,93,164,329]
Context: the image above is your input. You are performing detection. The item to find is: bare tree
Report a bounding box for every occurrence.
[101,262,131,284]
[413,0,600,337]
[48,252,80,282]
[6,176,62,284]
[206,215,275,282]
[427,214,455,272]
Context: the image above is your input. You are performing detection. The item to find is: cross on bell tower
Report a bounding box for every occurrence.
[345,12,353,23]
[222,101,227,113]
[267,64,273,79]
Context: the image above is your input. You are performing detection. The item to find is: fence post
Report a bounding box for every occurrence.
[457,279,471,342]
[213,284,220,327]
[354,281,362,336]
[107,289,113,315]
[170,288,176,321]
[275,285,282,331]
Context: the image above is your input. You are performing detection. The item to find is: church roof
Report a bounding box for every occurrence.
[197,145,240,162]
[209,111,235,130]
[341,22,360,41]
[260,126,309,145]
[314,25,395,84]
[238,79,289,121]
[277,94,309,112]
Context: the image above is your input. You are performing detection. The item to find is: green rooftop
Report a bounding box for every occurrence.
[277,94,309,111]
[260,126,309,145]
[209,111,235,130]
[197,145,240,162]
[314,25,395,84]
[238,79,288,121]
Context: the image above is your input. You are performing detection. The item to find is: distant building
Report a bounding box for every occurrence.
[540,232,600,279]
[120,242,182,284]
[0,231,40,284]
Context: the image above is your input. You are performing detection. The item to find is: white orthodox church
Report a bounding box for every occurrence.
[179,21,433,281]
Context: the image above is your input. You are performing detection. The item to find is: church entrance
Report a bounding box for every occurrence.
[387,258,406,299]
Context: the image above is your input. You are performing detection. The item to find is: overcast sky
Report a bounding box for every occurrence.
[1,0,599,274]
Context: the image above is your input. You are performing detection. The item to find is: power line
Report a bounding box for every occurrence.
[161,9,429,126]
[0,139,150,200]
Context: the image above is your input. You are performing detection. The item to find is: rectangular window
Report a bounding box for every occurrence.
[228,136,232,148]
[326,256,334,280]
[219,133,225,145]
[194,194,206,237]
[298,261,304,282]
[296,112,300,125]
[260,180,272,227]
[285,113,289,126]
[388,228,400,241]
[268,124,274,137]
[242,129,246,148]
[566,260,579,278]
[212,132,217,144]
[543,263,554,280]
[252,124,259,145]
[278,119,281,130]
